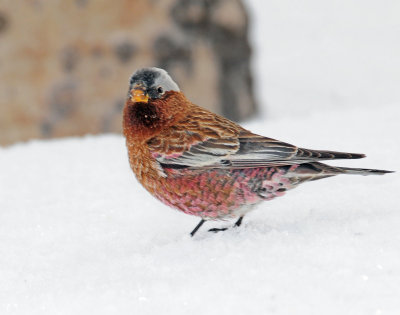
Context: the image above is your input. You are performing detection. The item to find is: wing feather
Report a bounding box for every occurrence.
[147,109,365,170]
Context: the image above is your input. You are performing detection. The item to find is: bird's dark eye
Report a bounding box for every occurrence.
[157,86,164,94]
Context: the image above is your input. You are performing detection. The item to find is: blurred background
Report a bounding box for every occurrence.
[0,0,399,146]
[0,0,255,146]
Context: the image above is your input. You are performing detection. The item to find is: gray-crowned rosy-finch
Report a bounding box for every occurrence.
[123,67,392,236]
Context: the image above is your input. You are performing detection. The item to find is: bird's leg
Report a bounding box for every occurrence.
[208,216,244,233]
[190,219,206,237]
[234,216,244,227]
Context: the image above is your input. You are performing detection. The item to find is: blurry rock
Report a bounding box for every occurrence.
[0,0,256,145]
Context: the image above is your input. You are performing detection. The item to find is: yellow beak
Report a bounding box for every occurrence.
[131,88,149,103]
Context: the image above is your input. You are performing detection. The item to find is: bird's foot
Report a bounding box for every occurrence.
[208,227,228,233]
[191,216,245,236]
[208,216,244,234]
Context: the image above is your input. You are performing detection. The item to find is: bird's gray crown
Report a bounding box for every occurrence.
[129,67,180,93]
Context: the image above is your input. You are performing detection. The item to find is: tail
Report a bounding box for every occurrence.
[286,162,393,185]
[338,167,394,176]
[298,150,393,175]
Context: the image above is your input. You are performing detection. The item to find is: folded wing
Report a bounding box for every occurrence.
[147,111,365,170]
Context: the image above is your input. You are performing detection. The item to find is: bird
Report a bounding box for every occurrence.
[122,67,392,236]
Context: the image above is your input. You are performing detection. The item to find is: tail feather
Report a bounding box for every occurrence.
[339,167,394,176]
[299,148,366,161]
[286,162,393,185]
[307,162,394,176]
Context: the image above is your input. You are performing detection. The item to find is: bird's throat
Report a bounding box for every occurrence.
[123,101,162,140]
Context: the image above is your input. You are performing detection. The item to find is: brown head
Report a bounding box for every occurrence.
[123,67,189,142]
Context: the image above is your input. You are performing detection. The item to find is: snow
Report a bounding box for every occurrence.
[1,1,400,314]
[1,105,399,314]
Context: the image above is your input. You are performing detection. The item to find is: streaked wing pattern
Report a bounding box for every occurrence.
[148,118,365,170]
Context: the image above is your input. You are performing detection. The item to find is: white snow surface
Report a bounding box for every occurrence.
[2,1,400,314]
[1,105,399,315]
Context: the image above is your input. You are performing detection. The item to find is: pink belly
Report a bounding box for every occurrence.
[153,166,296,220]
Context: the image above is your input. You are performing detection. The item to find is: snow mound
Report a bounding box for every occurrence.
[1,104,399,315]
